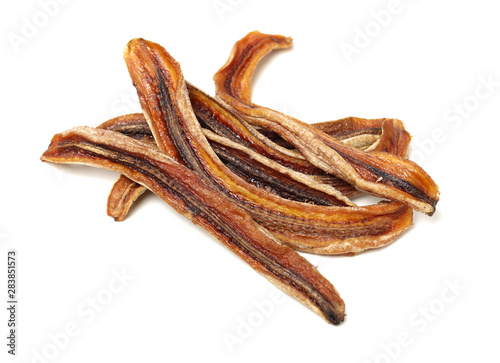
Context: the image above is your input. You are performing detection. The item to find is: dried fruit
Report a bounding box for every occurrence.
[214,31,439,215]
[41,126,346,324]
[41,32,439,324]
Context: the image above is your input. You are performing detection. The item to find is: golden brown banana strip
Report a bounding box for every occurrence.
[97,113,154,220]
[123,38,413,255]
[279,116,410,156]
[231,117,381,150]
[40,126,346,324]
[213,31,439,215]
[106,174,146,221]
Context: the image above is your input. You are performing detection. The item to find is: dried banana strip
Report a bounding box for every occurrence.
[214,31,439,215]
[41,126,346,324]
[41,32,440,325]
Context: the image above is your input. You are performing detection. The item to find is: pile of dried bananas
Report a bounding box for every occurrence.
[41,31,439,324]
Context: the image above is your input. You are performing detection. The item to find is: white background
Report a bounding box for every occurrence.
[1,0,500,362]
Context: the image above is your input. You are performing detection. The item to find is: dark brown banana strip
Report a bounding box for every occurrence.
[123,38,413,255]
[213,31,439,215]
[40,126,346,324]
